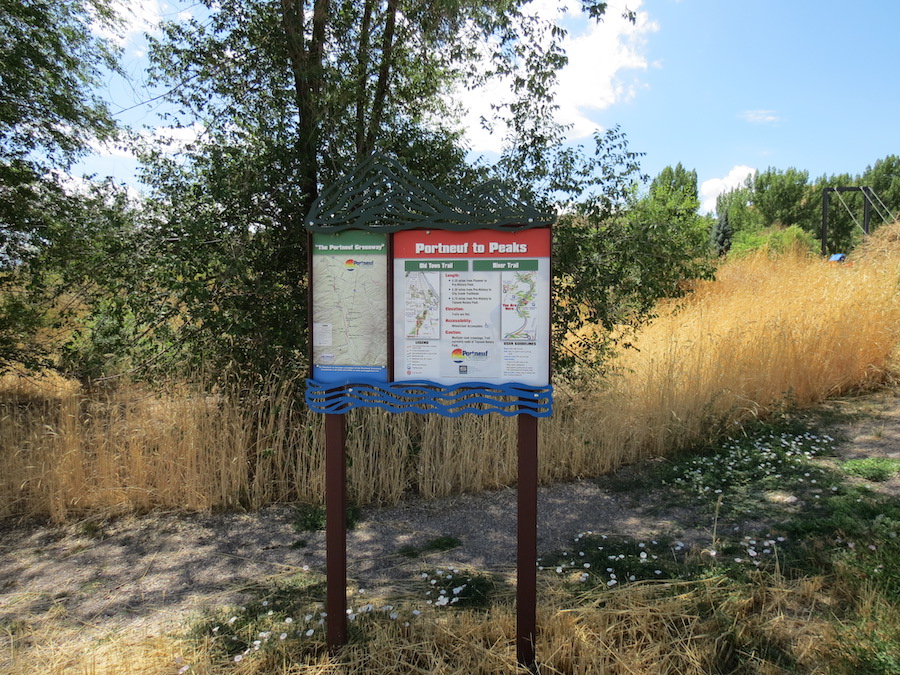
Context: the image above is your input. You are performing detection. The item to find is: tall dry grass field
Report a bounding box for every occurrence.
[582,224,900,463]
[1,224,899,521]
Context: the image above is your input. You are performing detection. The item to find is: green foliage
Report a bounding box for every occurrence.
[844,629,900,675]
[729,224,819,257]
[136,0,628,379]
[0,1,129,372]
[752,167,816,229]
[658,426,838,520]
[0,178,153,374]
[292,503,362,532]
[551,142,714,376]
[543,534,694,587]
[862,155,900,222]
[189,571,327,661]
[842,457,900,482]
[135,0,711,380]
[548,411,900,673]
[716,157,900,258]
[715,180,763,234]
[419,567,495,609]
[649,163,699,213]
[0,0,120,168]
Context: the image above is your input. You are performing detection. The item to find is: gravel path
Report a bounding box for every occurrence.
[0,386,897,644]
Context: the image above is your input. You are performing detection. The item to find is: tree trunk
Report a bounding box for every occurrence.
[363,0,397,156]
[281,0,329,213]
[355,0,375,157]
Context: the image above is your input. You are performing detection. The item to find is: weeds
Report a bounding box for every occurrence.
[842,457,900,482]
[2,227,900,671]
[292,503,363,532]
[419,567,494,609]
[658,424,840,519]
[163,417,897,674]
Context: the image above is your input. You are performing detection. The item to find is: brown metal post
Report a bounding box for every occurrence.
[517,410,539,668]
[821,188,831,256]
[325,412,347,649]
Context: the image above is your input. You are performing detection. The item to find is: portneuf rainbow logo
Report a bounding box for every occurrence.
[344,259,374,270]
[451,347,488,363]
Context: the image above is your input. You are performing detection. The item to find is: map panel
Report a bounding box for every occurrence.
[311,232,388,380]
[403,271,440,338]
[501,271,538,341]
[392,228,551,387]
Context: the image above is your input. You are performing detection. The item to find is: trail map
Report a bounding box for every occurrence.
[501,271,538,341]
[403,271,440,338]
[311,231,388,378]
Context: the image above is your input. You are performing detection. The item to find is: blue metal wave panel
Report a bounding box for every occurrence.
[305,379,553,417]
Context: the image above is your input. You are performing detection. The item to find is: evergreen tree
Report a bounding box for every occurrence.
[710,211,733,256]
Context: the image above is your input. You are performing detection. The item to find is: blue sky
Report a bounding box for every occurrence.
[79,0,900,214]
[604,0,900,211]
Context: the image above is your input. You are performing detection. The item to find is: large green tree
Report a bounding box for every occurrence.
[0,0,123,369]
[134,0,649,377]
[715,174,763,235]
[752,167,816,230]
[861,155,900,224]
[638,163,701,225]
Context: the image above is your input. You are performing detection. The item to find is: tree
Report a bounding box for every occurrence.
[0,0,123,368]
[551,139,714,375]
[134,0,637,377]
[0,0,119,166]
[650,163,698,208]
[752,167,816,230]
[861,155,900,225]
[715,175,763,235]
[637,163,701,225]
[710,211,732,256]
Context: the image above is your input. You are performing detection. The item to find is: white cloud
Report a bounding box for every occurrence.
[149,122,206,152]
[458,1,657,153]
[93,1,164,46]
[700,165,756,214]
[50,168,145,203]
[88,122,205,160]
[555,6,658,137]
[740,109,779,124]
[88,136,137,160]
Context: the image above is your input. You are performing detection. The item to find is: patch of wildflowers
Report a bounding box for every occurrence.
[418,567,493,608]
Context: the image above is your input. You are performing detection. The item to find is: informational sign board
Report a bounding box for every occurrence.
[311,230,388,383]
[392,228,551,386]
[305,155,553,666]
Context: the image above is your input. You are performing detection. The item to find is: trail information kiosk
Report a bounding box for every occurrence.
[304,155,553,667]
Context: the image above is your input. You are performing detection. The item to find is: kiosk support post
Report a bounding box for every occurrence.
[517,409,539,668]
[325,412,348,649]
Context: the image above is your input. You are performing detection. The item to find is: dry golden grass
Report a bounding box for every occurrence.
[580,223,900,464]
[1,223,899,521]
[1,575,843,674]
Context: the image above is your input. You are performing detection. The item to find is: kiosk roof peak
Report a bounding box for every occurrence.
[305,154,554,233]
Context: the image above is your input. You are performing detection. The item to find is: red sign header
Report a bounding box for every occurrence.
[394,228,550,258]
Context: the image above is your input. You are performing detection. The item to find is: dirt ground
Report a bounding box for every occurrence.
[1,386,898,651]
